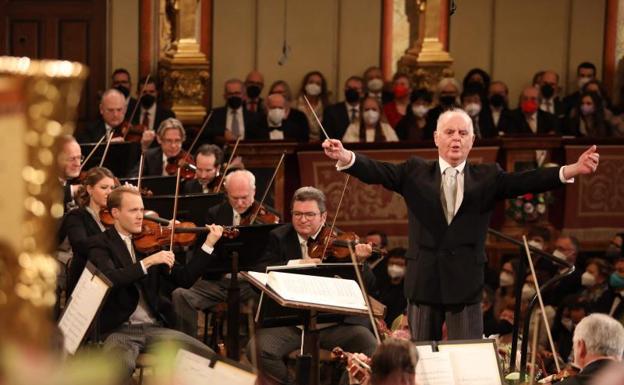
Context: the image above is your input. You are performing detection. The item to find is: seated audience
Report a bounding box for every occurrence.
[460,86,496,138]
[342,97,398,143]
[538,70,566,123]
[507,86,560,135]
[383,73,412,128]
[323,76,365,139]
[395,88,435,140]
[254,92,309,142]
[132,75,176,151]
[111,68,137,120]
[269,80,310,135]
[595,256,624,321]
[563,62,597,116]
[462,67,491,102]
[565,91,612,137]
[294,70,330,141]
[376,247,408,326]
[428,77,461,125]
[578,258,613,304]
[485,80,514,134]
[363,66,386,103]
[244,70,266,115]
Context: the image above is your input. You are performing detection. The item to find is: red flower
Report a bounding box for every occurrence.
[523,193,534,200]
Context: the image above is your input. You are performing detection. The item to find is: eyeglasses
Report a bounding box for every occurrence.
[66,155,84,163]
[292,211,321,219]
[161,139,182,145]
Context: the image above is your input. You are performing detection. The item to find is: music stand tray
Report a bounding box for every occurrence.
[142,193,225,225]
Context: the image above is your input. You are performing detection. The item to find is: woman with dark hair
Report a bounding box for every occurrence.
[61,167,117,293]
[294,70,330,141]
[564,91,611,137]
[463,67,491,99]
[342,97,398,143]
[395,88,435,140]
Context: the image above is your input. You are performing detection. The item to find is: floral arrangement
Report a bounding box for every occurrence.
[506,192,553,223]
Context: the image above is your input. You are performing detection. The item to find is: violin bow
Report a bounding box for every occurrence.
[80,132,107,171]
[347,242,381,344]
[249,151,286,225]
[303,94,330,140]
[321,174,350,258]
[185,110,213,155]
[137,152,145,192]
[168,167,182,260]
[122,74,150,140]
[98,127,115,167]
[522,235,561,373]
[214,136,242,193]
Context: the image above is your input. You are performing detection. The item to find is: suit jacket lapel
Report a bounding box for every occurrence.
[109,228,135,268]
[287,225,303,259]
[454,162,473,218]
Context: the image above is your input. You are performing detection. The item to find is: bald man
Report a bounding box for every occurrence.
[78,89,127,143]
[244,70,266,115]
[251,93,309,142]
[507,86,560,135]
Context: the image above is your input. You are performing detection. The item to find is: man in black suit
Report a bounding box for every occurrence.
[56,135,83,212]
[244,70,266,115]
[87,186,222,377]
[77,89,128,143]
[251,93,309,142]
[322,108,600,340]
[485,81,514,135]
[203,78,261,144]
[172,170,262,337]
[111,68,137,121]
[563,62,597,117]
[129,117,186,177]
[558,314,624,385]
[538,70,566,124]
[131,75,176,151]
[182,144,223,194]
[507,86,560,135]
[247,186,377,385]
[322,76,365,139]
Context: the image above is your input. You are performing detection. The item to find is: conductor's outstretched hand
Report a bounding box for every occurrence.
[563,145,600,179]
[322,139,352,164]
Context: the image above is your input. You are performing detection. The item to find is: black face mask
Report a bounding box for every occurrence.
[466,81,484,93]
[497,319,514,335]
[344,88,360,104]
[541,84,555,99]
[439,95,456,107]
[140,94,155,109]
[227,96,243,110]
[490,94,506,108]
[246,85,261,99]
[115,85,130,99]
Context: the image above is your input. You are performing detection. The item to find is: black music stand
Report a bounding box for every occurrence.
[80,142,141,177]
[142,193,225,225]
[119,175,177,195]
[213,224,281,361]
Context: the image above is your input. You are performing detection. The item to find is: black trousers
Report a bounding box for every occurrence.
[407,302,483,341]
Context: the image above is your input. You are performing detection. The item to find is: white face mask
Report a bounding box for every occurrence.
[577,77,591,90]
[268,108,286,125]
[499,271,514,287]
[528,240,544,250]
[522,283,536,301]
[464,102,482,117]
[553,249,568,262]
[367,78,384,92]
[387,264,406,279]
[412,105,429,118]
[363,110,380,126]
[305,83,322,96]
[581,271,596,287]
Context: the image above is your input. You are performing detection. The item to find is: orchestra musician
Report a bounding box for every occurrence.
[322,108,601,341]
[56,135,83,213]
[182,144,224,194]
[86,185,222,378]
[129,117,187,177]
[245,186,378,385]
[77,88,127,144]
[61,167,117,294]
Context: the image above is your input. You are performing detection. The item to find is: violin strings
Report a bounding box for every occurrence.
[250,151,286,225]
[321,174,350,258]
[215,136,242,193]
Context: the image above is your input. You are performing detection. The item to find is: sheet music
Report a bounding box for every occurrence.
[438,342,503,385]
[174,349,256,385]
[415,351,456,385]
[58,267,109,354]
[267,271,367,310]
[246,271,268,286]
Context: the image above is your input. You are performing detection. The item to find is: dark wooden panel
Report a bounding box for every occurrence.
[58,19,89,120]
[9,20,40,58]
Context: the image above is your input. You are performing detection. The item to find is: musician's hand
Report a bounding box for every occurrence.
[224,130,236,142]
[204,224,224,248]
[500,309,515,324]
[110,136,125,143]
[299,258,321,265]
[143,250,175,269]
[141,130,156,151]
[346,353,371,385]
[354,243,373,261]
[166,219,181,229]
[322,139,352,165]
[563,145,600,179]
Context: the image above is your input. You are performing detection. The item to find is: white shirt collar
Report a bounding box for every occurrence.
[297,224,325,245]
[438,156,466,174]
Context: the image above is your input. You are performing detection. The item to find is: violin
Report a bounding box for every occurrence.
[239,202,280,225]
[331,347,371,384]
[99,208,114,227]
[165,150,196,179]
[540,364,580,384]
[117,121,147,143]
[308,227,387,262]
[133,216,240,254]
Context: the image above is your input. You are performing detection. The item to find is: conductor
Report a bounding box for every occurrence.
[322,109,600,341]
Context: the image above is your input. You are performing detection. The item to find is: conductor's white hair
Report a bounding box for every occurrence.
[573,313,624,358]
[436,109,474,135]
[224,169,256,190]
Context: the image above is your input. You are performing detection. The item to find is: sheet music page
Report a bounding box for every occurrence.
[174,350,256,385]
[267,271,367,310]
[246,271,268,286]
[438,342,503,385]
[415,351,456,385]
[58,268,109,354]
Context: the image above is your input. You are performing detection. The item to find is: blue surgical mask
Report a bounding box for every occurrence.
[609,272,624,289]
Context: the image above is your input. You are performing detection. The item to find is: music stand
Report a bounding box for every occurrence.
[142,193,225,225]
[119,175,178,195]
[80,142,141,177]
[213,223,281,361]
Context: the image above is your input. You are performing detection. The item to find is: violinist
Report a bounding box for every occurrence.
[130,117,187,177]
[77,88,127,144]
[172,169,261,338]
[133,75,176,151]
[86,186,221,379]
[60,167,116,294]
[56,135,83,213]
[182,144,223,194]
[245,186,378,385]
[345,338,418,385]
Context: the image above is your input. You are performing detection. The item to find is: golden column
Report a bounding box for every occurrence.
[397,0,454,90]
[0,57,87,347]
[159,0,210,125]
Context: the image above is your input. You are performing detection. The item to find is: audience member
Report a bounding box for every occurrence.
[508,86,560,135]
[133,75,176,151]
[460,86,496,138]
[323,76,365,139]
[383,73,412,128]
[363,66,386,103]
[462,67,491,102]
[255,93,309,142]
[395,88,435,140]
[485,80,514,134]
[295,70,330,141]
[111,68,136,120]
[342,97,398,143]
[538,70,566,123]
[563,62,597,115]
[428,77,461,126]
[244,70,266,114]
[564,91,611,137]
[376,247,408,326]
